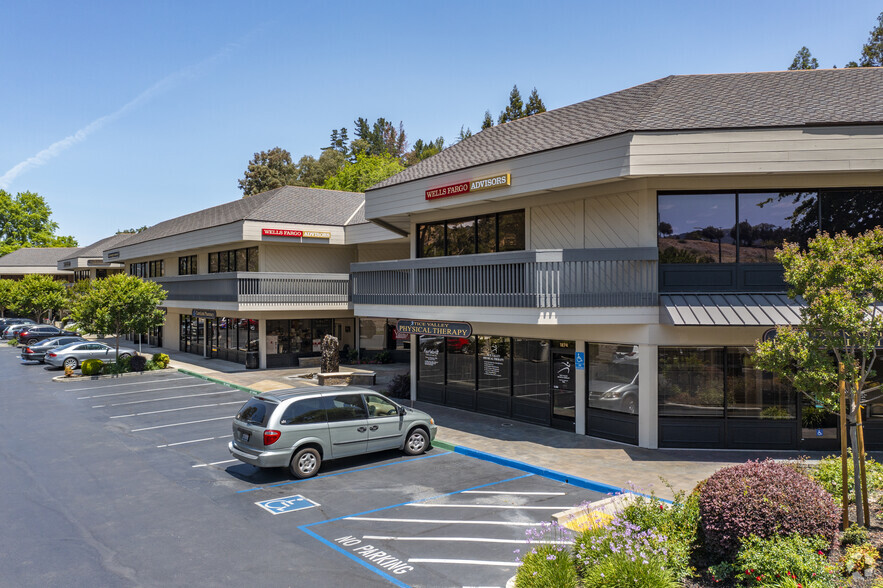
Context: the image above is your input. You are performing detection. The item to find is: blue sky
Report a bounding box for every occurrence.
[1,0,880,246]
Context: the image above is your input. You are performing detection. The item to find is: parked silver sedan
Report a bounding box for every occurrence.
[44,342,137,369]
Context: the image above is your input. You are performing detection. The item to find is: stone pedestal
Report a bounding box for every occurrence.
[317,371,354,386]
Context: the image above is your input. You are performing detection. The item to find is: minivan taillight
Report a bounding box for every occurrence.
[264,430,281,446]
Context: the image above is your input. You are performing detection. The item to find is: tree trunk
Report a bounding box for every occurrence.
[840,371,850,530]
[856,385,871,527]
[850,422,866,527]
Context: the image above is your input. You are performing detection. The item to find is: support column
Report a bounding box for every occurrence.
[410,334,418,404]
[258,318,267,369]
[638,343,658,448]
[575,340,587,435]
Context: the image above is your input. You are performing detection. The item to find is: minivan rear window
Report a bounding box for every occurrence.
[235,398,276,426]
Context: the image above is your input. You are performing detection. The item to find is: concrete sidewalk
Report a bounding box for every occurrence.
[124,341,851,500]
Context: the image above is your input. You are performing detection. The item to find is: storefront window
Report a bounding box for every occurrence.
[726,347,795,419]
[513,339,550,402]
[266,320,288,355]
[447,219,476,256]
[498,210,525,252]
[446,336,476,388]
[658,347,725,417]
[419,223,445,258]
[417,210,525,257]
[588,343,640,415]
[418,335,445,385]
[291,320,312,354]
[476,214,497,254]
[478,336,510,396]
[359,318,387,350]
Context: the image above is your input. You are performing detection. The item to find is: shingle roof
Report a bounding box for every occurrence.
[58,233,133,262]
[112,186,367,248]
[371,68,883,190]
[0,247,80,267]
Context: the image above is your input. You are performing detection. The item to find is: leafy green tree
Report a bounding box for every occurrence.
[322,153,405,193]
[498,85,525,124]
[789,46,819,70]
[754,228,883,527]
[0,190,77,256]
[858,11,883,67]
[524,87,547,116]
[71,274,167,358]
[350,117,408,160]
[296,149,346,187]
[0,278,15,317]
[481,110,494,130]
[10,274,68,322]
[405,137,445,166]
[237,147,302,196]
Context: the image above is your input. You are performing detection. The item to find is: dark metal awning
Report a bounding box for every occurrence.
[660,294,805,326]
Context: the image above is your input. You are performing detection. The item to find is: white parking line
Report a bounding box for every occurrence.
[132,415,233,432]
[461,490,566,496]
[410,504,568,510]
[111,401,242,418]
[101,389,239,407]
[78,382,214,399]
[156,435,232,448]
[66,377,191,391]
[192,459,238,468]
[345,517,542,526]
[408,558,516,567]
[363,535,572,545]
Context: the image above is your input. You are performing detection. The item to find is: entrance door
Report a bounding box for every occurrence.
[206,319,218,359]
[799,397,840,451]
[180,316,191,353]
[551,345,576,431]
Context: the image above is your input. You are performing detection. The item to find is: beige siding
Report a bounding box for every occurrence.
[261,243,355,273]
[344,223,405,244]
[356,242,410,263]
[529,200,583,249]
[583,191,642,248]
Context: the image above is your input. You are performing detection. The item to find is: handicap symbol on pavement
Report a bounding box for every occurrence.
[255,494,319,515]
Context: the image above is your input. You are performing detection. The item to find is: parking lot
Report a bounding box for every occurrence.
[2,345,609,587]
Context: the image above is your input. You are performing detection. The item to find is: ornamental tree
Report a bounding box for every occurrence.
[71,274,167,358]
[10,274,68,322]
[754,228,883,526]
[0,278,15,317]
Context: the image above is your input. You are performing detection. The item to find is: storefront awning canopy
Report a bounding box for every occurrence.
[660,294,805,326]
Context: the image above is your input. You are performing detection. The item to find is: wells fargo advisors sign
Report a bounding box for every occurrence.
[396,320,472,338]
[261,228,332,239]
[425,173,510,201]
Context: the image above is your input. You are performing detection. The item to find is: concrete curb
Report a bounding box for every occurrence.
[432,438,626,496]
[175,368,261,395]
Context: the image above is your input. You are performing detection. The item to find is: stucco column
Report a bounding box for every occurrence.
[410,334,417,404]
[638,343,658,449]
[258,318,267,369]
[575,340,587,435]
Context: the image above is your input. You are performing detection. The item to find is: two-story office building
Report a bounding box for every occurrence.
[353,68,883,451]
[0,247,79,280]
[57,233,129,282]
[104,186,408,369]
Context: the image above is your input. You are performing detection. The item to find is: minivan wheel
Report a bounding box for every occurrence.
[290,447,321,479]
[63,357,78,369]
[403,428,429,456]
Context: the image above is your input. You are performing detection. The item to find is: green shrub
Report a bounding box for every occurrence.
[699,460,839,559]
[151,353,170,369]
[735,534,838,587]
[7,338,17,346]
[373,350,392,364]
[129,355,147,372]
[81,359,104,376]
[808,449,883,503]
[514,544,578,588]
[841,542,879,574]
[840,523,869,547]
[102,355,131,375]
[386,373,410,399]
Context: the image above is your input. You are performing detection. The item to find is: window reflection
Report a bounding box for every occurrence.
[418,335,445,385]
[588,343,639,414]
[447,219,476,256]
[727,348,795,419]
[446,336,476,388]
[417,210,524,258]
[478,336,510,396]
[419,223,445,258]
[658,347,726,417]
[657,194,736,263]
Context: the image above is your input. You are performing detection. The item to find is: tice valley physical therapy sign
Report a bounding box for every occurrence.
[395,320,473,338]
[424,173,510,201]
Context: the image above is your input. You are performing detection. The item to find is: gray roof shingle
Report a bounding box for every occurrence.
[370,68,883,190]
[0,247,80,267]
[58,233,134,261]
[112,186,367,248]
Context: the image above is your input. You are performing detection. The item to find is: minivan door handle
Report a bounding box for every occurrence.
[369,425,379,431]
[357,427,367,433]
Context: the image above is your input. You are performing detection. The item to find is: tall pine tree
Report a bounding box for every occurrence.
[524,87,547,116]
[788,46,819,70]
[498,85,525,124]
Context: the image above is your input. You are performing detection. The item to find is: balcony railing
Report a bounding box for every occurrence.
[351,248,658,308]
[153,272,351,306]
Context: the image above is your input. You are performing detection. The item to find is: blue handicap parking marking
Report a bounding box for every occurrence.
[255,494,319,515]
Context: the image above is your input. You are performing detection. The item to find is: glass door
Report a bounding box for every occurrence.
[551,341,576,431]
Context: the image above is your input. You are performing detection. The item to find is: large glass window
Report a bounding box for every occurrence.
[658,347,726,417]
[418,335,445,385]
[726,347,795,419]
[657,193,736,263]
[513,338,550,402]
[588,343,640,415]
[478,336,511,396]
[178,255,197,275]
[447,336,476,388]
[823,189,883,237]
[208,247,259,273]
[417,210,525,258]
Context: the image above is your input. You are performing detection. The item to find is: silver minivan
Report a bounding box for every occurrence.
[228,386,437,478]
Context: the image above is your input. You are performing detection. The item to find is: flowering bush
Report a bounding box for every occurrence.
[735,533,840,587]
[699,459,839,559]
[841,542,879,574]
[572,517,682,587]
[151,353,170,369]
[514,522,577,588]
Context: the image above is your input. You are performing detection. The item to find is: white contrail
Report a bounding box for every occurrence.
[0,42,237,189]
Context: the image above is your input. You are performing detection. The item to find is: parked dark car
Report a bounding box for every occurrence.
[16,325,78,345]
[0,318,35,330]
[20,336,87,362]
[2,323,35,340]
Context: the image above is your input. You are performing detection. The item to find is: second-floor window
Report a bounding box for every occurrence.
[130,260,164,278]
[417,210,525,258]
[178,255,197,275]
[208,246,259,273]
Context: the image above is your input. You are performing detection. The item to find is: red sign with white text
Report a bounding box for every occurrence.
[425,173,510,201]
[262,228,303,237]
